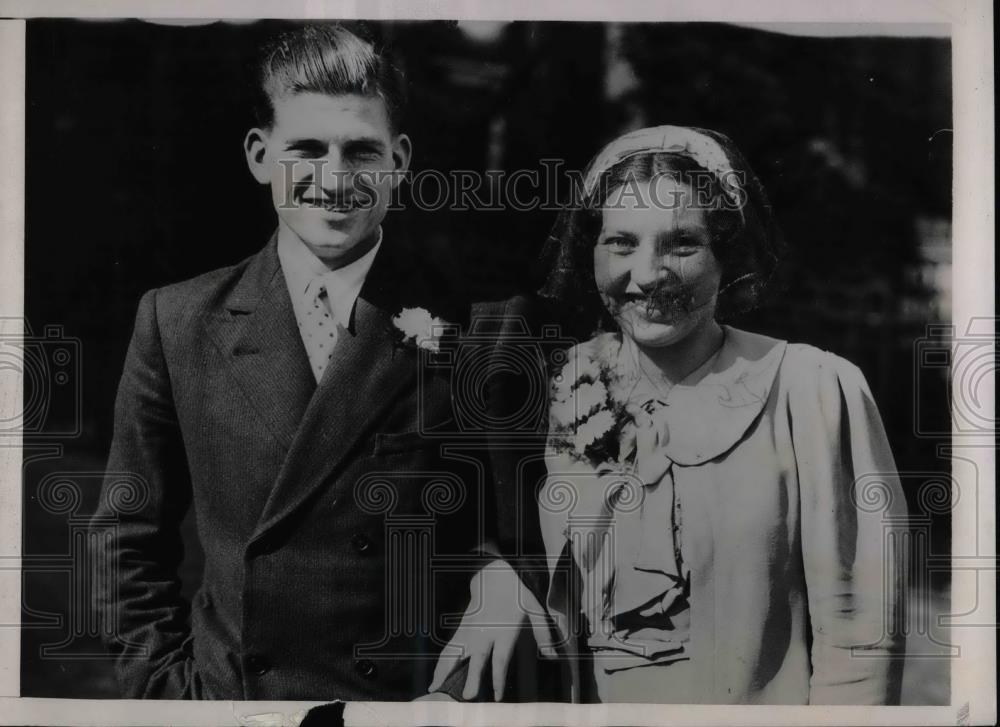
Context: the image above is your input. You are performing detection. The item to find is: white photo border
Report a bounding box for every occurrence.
[0,1,993,725]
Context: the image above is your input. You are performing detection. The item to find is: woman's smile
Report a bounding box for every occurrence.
[612,284,701,322]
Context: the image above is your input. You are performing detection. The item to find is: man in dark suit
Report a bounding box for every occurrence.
[92,23,563,701]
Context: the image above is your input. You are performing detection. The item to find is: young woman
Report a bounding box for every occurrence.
[537,126,907,704]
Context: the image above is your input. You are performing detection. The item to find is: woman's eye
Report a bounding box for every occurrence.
[602,236,636,252]
[669,236,706,255]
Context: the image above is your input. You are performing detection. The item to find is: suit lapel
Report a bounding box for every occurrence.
[203,235,315,449]
[249,237,433,544]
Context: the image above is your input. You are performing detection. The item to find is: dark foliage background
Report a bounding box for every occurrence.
[21,19,951,701]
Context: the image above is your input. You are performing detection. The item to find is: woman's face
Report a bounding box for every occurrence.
[594,177,722,349]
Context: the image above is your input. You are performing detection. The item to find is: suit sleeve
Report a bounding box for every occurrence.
[469,295,570,702]
[92,289,204,698]
[790,352,907,704]
[482,295,552,605]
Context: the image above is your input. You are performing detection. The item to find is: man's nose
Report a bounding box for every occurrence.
[313,149,352,194]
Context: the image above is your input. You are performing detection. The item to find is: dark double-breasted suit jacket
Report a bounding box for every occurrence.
[93,232,562,701]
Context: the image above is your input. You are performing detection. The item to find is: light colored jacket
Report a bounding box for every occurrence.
[540,326,907,704]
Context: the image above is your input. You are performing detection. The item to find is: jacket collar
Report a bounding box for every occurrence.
[210,234,315,449]
[215,230,463,543]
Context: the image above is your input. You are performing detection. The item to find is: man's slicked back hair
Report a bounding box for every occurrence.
[252,23,406,132]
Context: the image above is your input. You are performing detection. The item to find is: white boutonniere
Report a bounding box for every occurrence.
[392,307,451,352]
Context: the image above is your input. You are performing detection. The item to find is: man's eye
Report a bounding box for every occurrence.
[287,145,326,159]
[347,146,384,162]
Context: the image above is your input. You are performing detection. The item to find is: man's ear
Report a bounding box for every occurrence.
[244,128,271,184]
[389,133,412,189]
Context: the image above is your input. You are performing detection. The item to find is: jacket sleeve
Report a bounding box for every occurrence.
[475,295,571,701]
[790,351,907,704]
[480,295,553,605]
[91,289,204,698]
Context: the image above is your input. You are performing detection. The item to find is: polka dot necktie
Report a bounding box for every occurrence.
[299,278,340,382]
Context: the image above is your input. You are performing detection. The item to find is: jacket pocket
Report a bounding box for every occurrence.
[373,429,442,455]
[372,417,456,455]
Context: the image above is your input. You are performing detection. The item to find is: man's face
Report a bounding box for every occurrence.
[245,92,411,266]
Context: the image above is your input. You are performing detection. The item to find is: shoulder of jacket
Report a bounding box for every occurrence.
[779,341,868,394]
[149,252,258,315]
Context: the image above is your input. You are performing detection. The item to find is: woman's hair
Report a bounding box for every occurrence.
[539,130,784,333]
[251,24,407,133]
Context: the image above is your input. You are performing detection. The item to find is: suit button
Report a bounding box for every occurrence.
[247,655,270,676]
[351,534,371,553]
[355,659,376,679]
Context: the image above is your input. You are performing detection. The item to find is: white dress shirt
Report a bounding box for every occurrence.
[277,225,383,383]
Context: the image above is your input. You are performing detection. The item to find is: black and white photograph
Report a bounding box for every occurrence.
[0,2,994,725]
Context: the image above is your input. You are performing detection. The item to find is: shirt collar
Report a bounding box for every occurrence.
[277,225,383,323]
[607,325,787,466]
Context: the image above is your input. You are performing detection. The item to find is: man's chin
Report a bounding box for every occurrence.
[308,228,385,265]
[307,239,353,255]
[304,225,356,249]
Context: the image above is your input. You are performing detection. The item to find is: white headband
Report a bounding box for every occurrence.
[582,125,741,202]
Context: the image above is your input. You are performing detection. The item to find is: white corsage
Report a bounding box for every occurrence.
[549,337,638,470]
[392,307,450,352]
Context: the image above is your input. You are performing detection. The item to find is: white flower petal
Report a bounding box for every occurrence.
[574,380,608,413]
[574,408,616,452]
[393,307,435,339]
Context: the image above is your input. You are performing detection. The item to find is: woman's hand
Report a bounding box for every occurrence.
[427,559,557,701]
